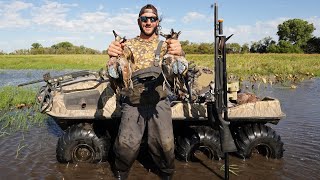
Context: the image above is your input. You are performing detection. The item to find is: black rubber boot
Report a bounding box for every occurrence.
[113,170,129,180]
[159,172,173,180]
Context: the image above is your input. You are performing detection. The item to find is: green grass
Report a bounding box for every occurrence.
[1,54,319,77]
[0,54,107,70]
[0,108,46,137]
[0,86,46,136]
[187,53,320,77]
[0,86,37,110]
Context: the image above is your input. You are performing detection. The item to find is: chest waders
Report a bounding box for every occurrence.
[123,41,168,105]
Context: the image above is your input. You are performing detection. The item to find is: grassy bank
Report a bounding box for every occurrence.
[0,86,37,109]
[0,54,106,70]
[0,86,46,136]
[188,53,320,77]
[1,54,320,77]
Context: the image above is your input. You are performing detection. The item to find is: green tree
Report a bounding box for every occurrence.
[31,42,42,49]
[262,37,276,53]
[277,19,315,46]
[30,43,45,54]
[55,41,73,49]
[303,37,320,53]
[249,37,276,53]
[277,40,303,53]
[241,43,250,53]
[267,44,279,53]
[226,43,241,53]
[180,40,190,47]
[250,41,259,53]
[198,43,213,54]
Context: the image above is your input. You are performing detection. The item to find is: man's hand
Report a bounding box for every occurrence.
[166,39,183,56]
[107,41,125,57]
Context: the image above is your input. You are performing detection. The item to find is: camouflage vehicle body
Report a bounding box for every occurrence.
[32,69,284,164]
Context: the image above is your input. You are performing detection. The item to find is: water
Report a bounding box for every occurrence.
[0,69,80,87]
[0,70,320,179]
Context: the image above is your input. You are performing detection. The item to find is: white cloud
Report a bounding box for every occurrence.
[177,17,298,45]
[0,1,33,28]
[182,12,206,23]
[223,17,291,44]
[1,1,320,53]
[28,1,138,35]
[307,16,320,37]
[31,1,77,27]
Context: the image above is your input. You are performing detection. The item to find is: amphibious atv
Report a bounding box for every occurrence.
[25,66,284,164]
[18,4,285,176]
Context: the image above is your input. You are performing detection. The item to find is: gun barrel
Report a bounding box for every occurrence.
[213,4,237,180]
[17,70,94,87]
[18,79,44,87]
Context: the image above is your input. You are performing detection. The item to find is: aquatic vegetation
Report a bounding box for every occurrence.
[0,86,47,136]
[220,164,240,176]
[0,86,37,110]
[15,133,27,159]
[0,107,47,136]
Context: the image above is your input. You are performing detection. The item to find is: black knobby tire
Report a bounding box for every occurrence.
[175,126,223,162]
[56,123,110,163]
[234,123,284,159]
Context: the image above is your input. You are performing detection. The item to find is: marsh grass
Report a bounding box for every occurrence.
[0,86,37,109]
[188,53,320,77]
[1,54,320,78]
[0,54,107,70]
[0,108,45,136]
[0,86,47,136]
[188,54,319,86]
[0,107,47,137]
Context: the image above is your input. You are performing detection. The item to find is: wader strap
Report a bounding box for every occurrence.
[154,40,164,67]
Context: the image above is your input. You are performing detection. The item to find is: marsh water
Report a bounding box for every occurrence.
[0,70,319,180]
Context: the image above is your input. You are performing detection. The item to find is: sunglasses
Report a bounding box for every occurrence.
[139,16,158,23]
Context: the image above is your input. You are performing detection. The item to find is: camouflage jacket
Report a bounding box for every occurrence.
[122,35,167,72]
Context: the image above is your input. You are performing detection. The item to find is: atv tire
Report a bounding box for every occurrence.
[175,126,223,162]
[56,123,110,163]
[234,123,284,159]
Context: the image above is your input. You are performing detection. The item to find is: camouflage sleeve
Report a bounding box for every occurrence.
[160,41,168,60]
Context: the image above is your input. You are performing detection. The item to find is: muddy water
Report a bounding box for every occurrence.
[0,70,320,179]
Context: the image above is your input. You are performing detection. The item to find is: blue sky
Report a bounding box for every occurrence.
[0,0,319,53]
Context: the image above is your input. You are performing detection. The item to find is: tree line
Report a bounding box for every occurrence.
[5,41,100,55]
[180,19,320,54]
[1,18,319,55]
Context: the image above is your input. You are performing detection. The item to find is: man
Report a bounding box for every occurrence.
[107,4,186,180]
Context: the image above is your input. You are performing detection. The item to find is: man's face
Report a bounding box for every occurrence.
[138,10,159,37]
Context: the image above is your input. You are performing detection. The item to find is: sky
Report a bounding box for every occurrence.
[0,0,319,53]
